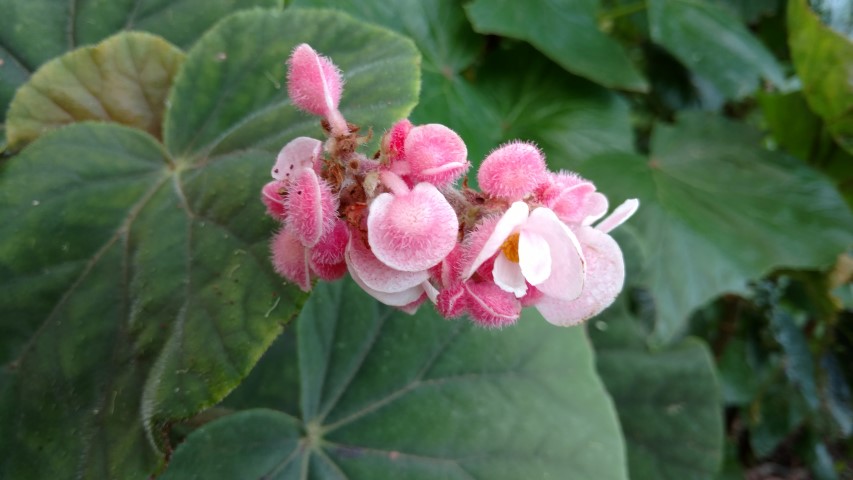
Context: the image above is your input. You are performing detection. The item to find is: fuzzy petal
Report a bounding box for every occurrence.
[285,169,336,247]
[535,227,625,326]
[261,180,288,220]
[346,237,429,293]
[270,229,311,292]
[436,284,468,318]
[271,137,322,181]
[465,282,521,328]
[346,247,425,306]
[525,207,585,301]
[478,141,547,200]
[311,220,349,266]
[287,44,344,117]
[367,183,458,272]
[595,199,640,234]
[518,229,551,286]
[463,202,529,279]
[493,254,528,297]
[405,124,469,186]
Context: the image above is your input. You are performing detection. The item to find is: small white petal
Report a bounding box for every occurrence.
[525,207,585,301]
[518,230,551,285]
[493,253,528,298]
[595,199,640,233]
[464,202,529,279]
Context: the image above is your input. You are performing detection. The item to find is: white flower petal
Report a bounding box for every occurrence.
[493,253,528,298]
[464,201,529,279]
[518,230,551,285]
[525,207,585,301]
[595,199,639,233]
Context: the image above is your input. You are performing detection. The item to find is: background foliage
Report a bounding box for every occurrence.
[1,0,851,479]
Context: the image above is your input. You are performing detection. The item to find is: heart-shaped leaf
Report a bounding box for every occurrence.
[161,279,629,480]
[464,0,648,92]
[0,8,421,479]
[648,0,785,99]
[6,32,184,149]
[578,113,853,343]
[592,305,724,480]
[0,0,277,123]
[789,0,853,154]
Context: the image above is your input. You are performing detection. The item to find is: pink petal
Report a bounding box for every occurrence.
[381,119,412,161]
[284,169,337,247]
[311,220,349,266]
[595,199,640,234]
[399,293,428,315]
[436,284,467,318]
[581,192,609,226]
[465,282,521,328]
[345,247,425,306]
[535,227,625,326]
[524,207,585,301]
[346,236,429,293]
[404,124,469,186]
[310,260,347,281]
[518,230,551,285]
[271,137,323,181]
[492,253,528,297]
[463,202,529,279]
[261,180,288,220]
[270,228,311,292]
[478,141,547,201]
[287,44,344,117]
[367,182,458,272]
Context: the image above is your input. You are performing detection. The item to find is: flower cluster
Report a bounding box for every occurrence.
[262,44,638,327]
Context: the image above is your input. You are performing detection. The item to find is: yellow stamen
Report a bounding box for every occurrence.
[500,233,521,263]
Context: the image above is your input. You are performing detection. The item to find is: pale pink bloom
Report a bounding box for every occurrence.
[464,202,586,301]
[284,168,337,248]
[271,137,323,181]
[286,44,347,135]
[402,124,469,186]
[534,199,639,325]
[367,172,458,272]
[478,141,547,201]
[537,171,608,226]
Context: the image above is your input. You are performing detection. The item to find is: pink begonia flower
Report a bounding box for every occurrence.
[286,44,348,135]
[464,202,586,301]
[534,199,639,325]
[284,168,337,248]
[367,171,458,272]
[537,172,609,226]
[478,141,547,201]
[402,124,469,186]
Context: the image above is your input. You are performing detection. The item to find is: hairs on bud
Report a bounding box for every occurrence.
[478,141,547,201]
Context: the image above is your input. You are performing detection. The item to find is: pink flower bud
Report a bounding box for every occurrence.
[270,228,311,292]
[284,168,337,248]
[310,220,349,281]
[465,282,521,328]
[436,284,467,318]
[367,177,459,272]
[272,137,323,181]
[381,119,412,161]
[287,44,344,118]
[537,172,608,226]
[261,180,288,220]
[478,141,547,201]
[310,260,348,281]
[404,124,469,186]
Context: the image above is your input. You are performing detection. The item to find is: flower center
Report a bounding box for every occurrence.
[500,232,521,263]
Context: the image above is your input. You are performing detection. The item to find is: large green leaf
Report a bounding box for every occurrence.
[648,0,784,99]
[464,0,648,92]
[790,0,853,154]
[6,32,184,149]
[0,0,278,123]
[0,8,421,479]
[592,305,723,480]
[578,113,853,343]
[161,279,629,480]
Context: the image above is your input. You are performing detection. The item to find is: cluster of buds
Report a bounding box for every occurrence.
[262,44,638,327]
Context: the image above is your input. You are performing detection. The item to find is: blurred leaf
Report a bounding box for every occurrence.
[0,9,421,479]
[0,0,277,123]
[164,8,420,159]
[592,305,724,480]
[810,441,840,480]
[821,353,853,436]
[464,0,648,92]
[6,32,184,149]
[790,0,853,154]
[810,0,853,37]
[770,307,820,411]
[749,377,810,456]
[711,0,779,23]
[648,0,785,99]
[579,113,853,343]
[162,279,629,480]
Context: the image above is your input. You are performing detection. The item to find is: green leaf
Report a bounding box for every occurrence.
[648,0,785,99]
[711,0,779,23]
[0,0,278,124]
[0,123,304,479]
[162,279,630,480]
[1,8,421,478]
[6,32,184,149]
[578,113,853,343]
[464,0,648,92]
[789,0,853,154]
[164,8,420,159]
